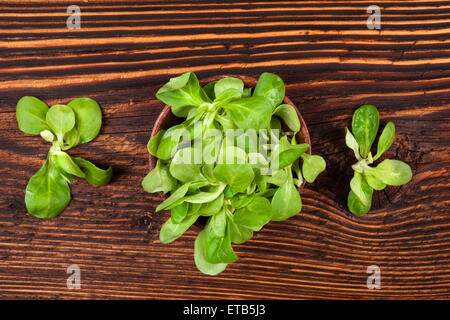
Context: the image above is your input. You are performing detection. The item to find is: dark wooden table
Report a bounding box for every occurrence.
[0,0,449,299]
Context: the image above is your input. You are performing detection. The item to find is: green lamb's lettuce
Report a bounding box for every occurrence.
[16,96,112,218]
[346,105,412,215]
[143,72,326,275]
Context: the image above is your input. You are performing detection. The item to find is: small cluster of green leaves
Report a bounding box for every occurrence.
[16,96,112,218]
[346,105,412,215]
[143,72,326,275]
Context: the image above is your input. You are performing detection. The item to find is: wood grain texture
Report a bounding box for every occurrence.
[0,0,449,299]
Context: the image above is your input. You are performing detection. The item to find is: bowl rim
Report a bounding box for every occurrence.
[149,74,311,193]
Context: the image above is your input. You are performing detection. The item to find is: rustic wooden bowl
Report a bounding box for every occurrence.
[149,75,312,196]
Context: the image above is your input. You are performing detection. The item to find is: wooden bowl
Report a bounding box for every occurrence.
[149,75,311,194]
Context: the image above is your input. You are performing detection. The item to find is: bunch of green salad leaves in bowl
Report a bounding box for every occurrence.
[143,72,326,275]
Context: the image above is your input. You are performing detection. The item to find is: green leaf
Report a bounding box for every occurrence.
[278,135,291,151]
[142,160,177,194]
[197,193,224,216]
[270,116,282,131]
[222,96,272,130]
[205,220,238,264]
[210,208,227,236]
[160,213,199,244]
[215,113,237,130]
[349,171,373,207]
[16,96,50,135]
[187,103,208,123]
[214,77,244,98]
[214,163,254,193]
[46,104,76,142]
[254,170,268,193]
[230,192,255,209]
[272,142,309,170]
[200,164,218,184]
[202,81,217,101]
[194,227,227,275]
[67,97,102,144]
[214,146,253,188]
[169,147,204,183]
[184,183,226,204]
[224,185,238,199]
[236,131,259,155]
[72,157,112,187]
[292,158,303,187]
[147,130,165,156]
[202,134,222,166]
[266,169,288,186]
[40,130,55,143]
[188,180,211,193]
[345,127,361,160]
[352,105,379,158]
[58,168,73,184]
[52,151,86,178]
[301,153,326,183]
[347,190,371,216]
[253,72,285,110]
[271,174,302,221]
[273,104,300,132]
[363,172,386,191]
[25,159,71,218]
[233,197,272,231]
[156,124,186,160]
[374,122,395,161]
[156,72,210,117]
[229,217,253,244]
[248,152,269,170]
[247,182,256,195]
[171,202,189,224]
[214,88,242,106]
[188,202,202,215]
[257,188,277,198]
[62,127,80,150]
[156,182,191,212]
[369,159,412,186]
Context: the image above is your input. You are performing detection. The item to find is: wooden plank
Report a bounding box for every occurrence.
[0,0,448,299]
